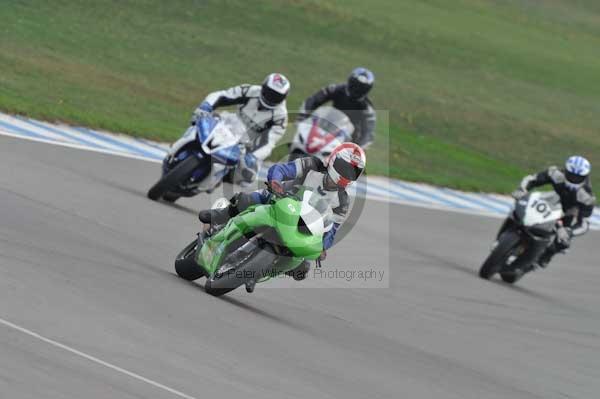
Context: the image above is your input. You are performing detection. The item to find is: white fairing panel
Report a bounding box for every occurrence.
[166,113,246,192]
[290,106,354,164]
[522,192,563,227]
[169,112,245,158]
[299,189,335,236]
[299,191,325,237]
[219,112,248,142]
[201,121,239,155]
[312,107,354,137]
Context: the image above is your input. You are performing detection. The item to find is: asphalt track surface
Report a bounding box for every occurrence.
[1,135,599,399]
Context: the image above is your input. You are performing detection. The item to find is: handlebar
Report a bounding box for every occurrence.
[264,182,302,201]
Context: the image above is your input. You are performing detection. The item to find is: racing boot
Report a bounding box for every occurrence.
[198,207,231,225]
[285,260,311,281]
[198,192,248,225]
[245,279,256,293]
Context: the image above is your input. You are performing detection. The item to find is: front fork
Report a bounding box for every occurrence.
[496,217,516,240]
[505,231,550,272]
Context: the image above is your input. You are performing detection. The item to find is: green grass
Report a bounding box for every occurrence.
[1,0,600,193]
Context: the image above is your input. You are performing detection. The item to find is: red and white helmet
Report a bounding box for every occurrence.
[327,142,366,188]
[260,73,290,109]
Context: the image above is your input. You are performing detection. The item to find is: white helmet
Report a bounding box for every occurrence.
[326,142,366,188]
[260,73,290,109]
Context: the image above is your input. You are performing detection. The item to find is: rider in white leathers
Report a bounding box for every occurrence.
[192,73,290,184]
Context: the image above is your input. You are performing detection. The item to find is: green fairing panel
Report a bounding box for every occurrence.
[196,218,244,276]
[270,199,323,259]
[234,201,323,259]
[197,198,324,276]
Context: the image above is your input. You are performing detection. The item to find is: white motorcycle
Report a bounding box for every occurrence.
[479,191,564,283]
[288,106,354,163]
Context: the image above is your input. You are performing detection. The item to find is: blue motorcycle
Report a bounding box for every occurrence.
[147,113,242,202]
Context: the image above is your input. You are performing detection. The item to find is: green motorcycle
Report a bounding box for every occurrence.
[174,185,333,296]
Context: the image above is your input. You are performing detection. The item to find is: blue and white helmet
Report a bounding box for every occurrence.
[564,155,591,189]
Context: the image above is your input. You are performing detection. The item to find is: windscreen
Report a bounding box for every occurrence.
[537,191,562,210]
[311,107,354,140]
[219,111,247,141]
[303,188,335,232]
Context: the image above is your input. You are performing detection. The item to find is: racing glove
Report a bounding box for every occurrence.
[511,189,527,200]
[556,226,572,246]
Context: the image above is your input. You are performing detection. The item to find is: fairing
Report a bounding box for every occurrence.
[162,114,243,193]
[197,189,327,277]
[290,106,354,162]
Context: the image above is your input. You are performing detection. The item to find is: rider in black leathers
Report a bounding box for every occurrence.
[512,156,596,267]
[299,68,376,149]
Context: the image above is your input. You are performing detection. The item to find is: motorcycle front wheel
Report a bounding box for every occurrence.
[479,230,521,279]
[148,156,202,201]
[174,239,205,281]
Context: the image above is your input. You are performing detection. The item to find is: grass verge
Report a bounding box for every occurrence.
[1,0,599,193]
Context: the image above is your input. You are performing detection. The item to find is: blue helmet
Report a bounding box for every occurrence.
[565,155,591,188]
[347,67,374,99]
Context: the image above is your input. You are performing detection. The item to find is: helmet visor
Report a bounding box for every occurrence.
[261,86,286,107]
[333,157,363,181]
[565,170,586,185]
[347,79,371,99]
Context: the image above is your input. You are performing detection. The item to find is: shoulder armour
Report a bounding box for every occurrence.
[325,83,340,94]
[547,166,565,184]
[577,188,597,206]
[245,85,262,97]
[272,102,288,119]
[300,156,324,172]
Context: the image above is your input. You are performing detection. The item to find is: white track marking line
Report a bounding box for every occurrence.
[0,129,162,164]
[0,316,198,399]
[2,128,599,230]
[0,114,70,142]
[33,119,144,153]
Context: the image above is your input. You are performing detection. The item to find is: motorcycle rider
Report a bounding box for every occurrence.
[199,142,367,280]
[191,73,290,184]
[512,155,596,268]
[299,67,376,149]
